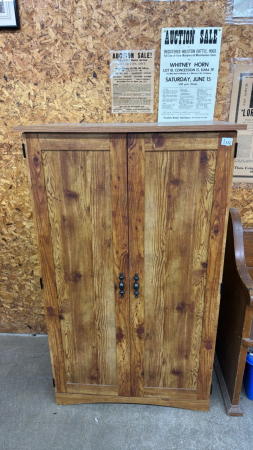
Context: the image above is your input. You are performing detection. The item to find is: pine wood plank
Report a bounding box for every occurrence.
[109,134,131,397]
[43,150,96,384]
[25,133,66,393]
[143,387,197,399]
[42,150,117,387]
[39,133,109,150]
[186,150,217,389]
[144,133,219,151]
[128,133,145,397]
[145,151,195,389]
[66,384,118,396]
[55,393,209,410]
[197,132,236,400]
[91,152,117,386]
[144,149,216,389]
[15,121,247,133]
[144,152,215,389]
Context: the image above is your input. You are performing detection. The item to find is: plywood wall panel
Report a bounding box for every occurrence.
[0,155,45,333]
[0,0,253,333]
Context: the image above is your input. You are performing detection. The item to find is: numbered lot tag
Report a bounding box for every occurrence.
[221,138,233,146]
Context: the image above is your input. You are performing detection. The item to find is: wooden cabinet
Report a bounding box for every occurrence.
[15,122,245,411]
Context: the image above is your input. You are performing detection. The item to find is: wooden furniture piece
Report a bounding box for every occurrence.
[14,121,246,411]
[215,207,253,416]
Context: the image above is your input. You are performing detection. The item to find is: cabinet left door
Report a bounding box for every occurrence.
[25,132,131,398]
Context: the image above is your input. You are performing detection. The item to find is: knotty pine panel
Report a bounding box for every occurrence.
[42,150,117,386]
[144,149,216,389]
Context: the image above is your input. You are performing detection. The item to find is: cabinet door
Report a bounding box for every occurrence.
[128,132,235,401]
[26,133,130,397]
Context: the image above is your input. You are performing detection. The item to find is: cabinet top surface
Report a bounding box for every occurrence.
[14,121,247,133]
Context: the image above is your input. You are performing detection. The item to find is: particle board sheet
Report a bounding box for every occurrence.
[144,149,216,389]
[0,154,45,334]
[42,150,117,386]
[230,184,253,228]
[1,0,252,155]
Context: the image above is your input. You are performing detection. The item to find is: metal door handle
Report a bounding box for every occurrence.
[134,273,139,298]
[119,273,125,298]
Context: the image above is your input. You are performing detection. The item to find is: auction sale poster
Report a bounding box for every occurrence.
[110,50,155,114]
[229,64,253,182]
[158,27,222,122]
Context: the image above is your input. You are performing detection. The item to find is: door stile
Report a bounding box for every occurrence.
[109,134,131,397]
[197,132,237,400]
[25,133,67,393]
[128,133,145,397]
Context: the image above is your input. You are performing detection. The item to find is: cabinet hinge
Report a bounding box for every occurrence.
[220,282,223,295]
[53,378,55,387]
[22,143,26,158]
[234,142,238,158]
[40,277,43,289]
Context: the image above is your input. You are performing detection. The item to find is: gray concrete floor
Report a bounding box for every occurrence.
[0,334,253,450]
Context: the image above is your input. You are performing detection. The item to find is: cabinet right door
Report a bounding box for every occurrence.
[127,131,235,403]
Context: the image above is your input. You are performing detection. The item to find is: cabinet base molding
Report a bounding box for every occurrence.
[55,392,210,411]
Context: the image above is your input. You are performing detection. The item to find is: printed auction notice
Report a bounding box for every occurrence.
[158,28,222,122]
[110,50,155,114]
[229,64,253,182]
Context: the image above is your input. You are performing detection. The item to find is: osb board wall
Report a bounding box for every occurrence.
[0,0,253,334]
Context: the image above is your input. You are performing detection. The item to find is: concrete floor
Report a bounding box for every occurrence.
[0,334,252,450]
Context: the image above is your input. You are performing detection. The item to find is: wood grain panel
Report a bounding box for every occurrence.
[55,392,209,410]
[42,150,117,387]
[144,133,219,151]
[243,305,253,337]
[128,134,145,397]
[25,134,66,393]
[197,132,236,400]
[186,150,217,389]
[90,152,117,386]
[109,134,131,397]
[243,229,253,268]
[215,208,253,415]
[66,384,118,396]
[215,210,248,405]
[247,268,253,280]
[144,387,197,399]
[14,122,247,134]
[39,134,109,150]
[144,149,216,389]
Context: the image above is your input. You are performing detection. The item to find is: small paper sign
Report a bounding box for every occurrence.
[221,138,233,146]
[110,49,155,114]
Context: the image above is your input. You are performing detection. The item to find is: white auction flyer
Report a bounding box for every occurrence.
[229,64,253,182]
[110,50,155,114]
[158,28,222,122]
